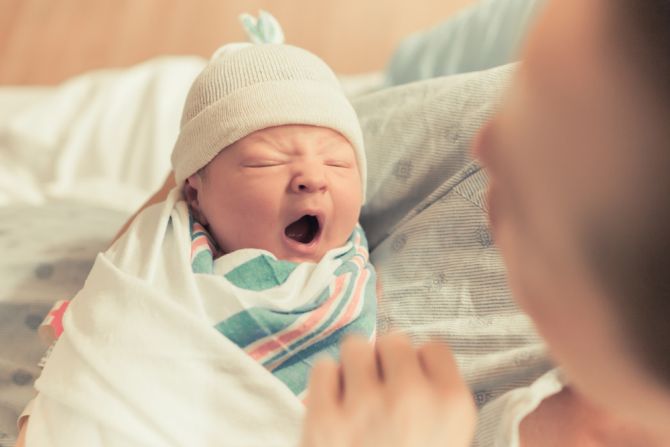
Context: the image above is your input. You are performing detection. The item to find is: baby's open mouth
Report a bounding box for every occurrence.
[285,215,320,244]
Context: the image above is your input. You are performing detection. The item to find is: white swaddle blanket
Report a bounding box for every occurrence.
[25,187,376,446]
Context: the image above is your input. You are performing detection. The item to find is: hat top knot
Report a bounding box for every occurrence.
[210,11,285,61]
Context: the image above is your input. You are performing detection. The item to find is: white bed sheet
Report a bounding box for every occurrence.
[0,57,204,212]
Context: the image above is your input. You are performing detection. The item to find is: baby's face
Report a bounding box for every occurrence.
[185,125,363,263]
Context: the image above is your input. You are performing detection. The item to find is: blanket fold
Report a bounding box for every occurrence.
[27,188,376,446]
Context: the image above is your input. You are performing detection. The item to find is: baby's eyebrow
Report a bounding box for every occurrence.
[315,136,351,153]
[249,133,281,148]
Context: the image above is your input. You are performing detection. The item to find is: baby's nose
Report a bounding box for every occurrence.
[290,168,327,193]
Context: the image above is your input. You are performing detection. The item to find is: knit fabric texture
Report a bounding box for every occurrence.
[171,43,367,196]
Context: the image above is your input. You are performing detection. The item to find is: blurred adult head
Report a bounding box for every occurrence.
[474,0,670,437]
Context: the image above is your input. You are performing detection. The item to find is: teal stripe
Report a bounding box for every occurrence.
[225,254,298,291]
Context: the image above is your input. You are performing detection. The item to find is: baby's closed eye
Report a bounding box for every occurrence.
[325,160,353,168]
[242,159,287,168]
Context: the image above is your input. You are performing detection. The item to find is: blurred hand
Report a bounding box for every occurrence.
[301,333,476,447]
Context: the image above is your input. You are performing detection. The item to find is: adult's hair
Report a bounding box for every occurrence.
[587,0,670,386]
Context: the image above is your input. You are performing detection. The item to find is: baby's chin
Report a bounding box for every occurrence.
[271,239,346,263]
[280,254,324,263]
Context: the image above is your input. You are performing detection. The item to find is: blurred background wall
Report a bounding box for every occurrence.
[0,0,473,85]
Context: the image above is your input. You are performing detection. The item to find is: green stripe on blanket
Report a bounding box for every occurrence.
[225,255,298,291]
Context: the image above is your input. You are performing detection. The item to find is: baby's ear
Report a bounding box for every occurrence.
[183,174,208,225]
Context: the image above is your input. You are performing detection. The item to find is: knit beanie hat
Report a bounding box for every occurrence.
[171,11,366,197]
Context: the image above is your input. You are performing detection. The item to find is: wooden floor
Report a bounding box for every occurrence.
[0,0,472,85]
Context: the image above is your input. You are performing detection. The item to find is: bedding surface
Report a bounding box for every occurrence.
[0,202,127,444]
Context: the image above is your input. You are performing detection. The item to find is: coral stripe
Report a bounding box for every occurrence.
[264,267,371,371]
[248,275,348,360]
[190,237,211,258]
[333,269,369,329]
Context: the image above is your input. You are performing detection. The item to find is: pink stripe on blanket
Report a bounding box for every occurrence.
[248,274,348,362]
[38,300,70,345]
[332,268,370,331]
[264,267,371,371]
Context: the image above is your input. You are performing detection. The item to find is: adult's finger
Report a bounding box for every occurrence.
[306,357,341,415]
[339,335,380,402]
[302,358,347,447]
[417,341,464,389]
[375,332,424,388]
[418,341,477,438]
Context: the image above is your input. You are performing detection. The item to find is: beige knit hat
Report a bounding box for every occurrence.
[171,11,366,197]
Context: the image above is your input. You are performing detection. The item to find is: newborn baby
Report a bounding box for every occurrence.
[18,13,376,446]
[167,13,377,396]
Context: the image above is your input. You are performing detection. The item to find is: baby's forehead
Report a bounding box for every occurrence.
[239,125,355,152]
